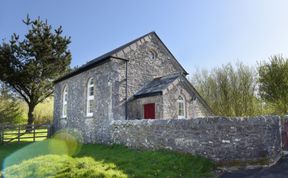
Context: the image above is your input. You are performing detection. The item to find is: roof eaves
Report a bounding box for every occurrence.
[53,56,111,83]
[54,31,155,84]
[134,91,162,99]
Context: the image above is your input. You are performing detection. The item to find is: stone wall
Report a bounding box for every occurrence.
[53,60,115,143]
[111,116,281,166]
[128,95,163,119]
[113,33,183,99]
[53,32,213,140]
[107,33,212,120]
[163,78,210,118]
[281,116,288,151]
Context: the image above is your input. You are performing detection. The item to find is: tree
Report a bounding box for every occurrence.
[258,55,288,114]
[191,63,259,116]
[0,83,22,124]
[0,15,71,127]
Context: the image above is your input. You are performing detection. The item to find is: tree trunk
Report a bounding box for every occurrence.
[26,104,36,133]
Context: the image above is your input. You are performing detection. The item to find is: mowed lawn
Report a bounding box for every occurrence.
[0,140,216,178]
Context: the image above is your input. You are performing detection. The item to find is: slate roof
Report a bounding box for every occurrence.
[54,31,188,83]
[133,73,214,114]
[134,74,180,98]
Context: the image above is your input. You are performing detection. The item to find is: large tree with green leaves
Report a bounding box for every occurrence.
[258,55,288,114]
[191,63,260,116]
[0,16,71,126]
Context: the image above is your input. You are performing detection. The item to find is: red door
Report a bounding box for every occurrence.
[144,103,155,119]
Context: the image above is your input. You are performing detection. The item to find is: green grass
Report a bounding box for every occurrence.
[0,143,30,168]
[0,141,215,178]
[3,155,127,178]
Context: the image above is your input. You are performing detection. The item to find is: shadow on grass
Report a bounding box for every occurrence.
[75,144,216,178]
[1,140,215,178]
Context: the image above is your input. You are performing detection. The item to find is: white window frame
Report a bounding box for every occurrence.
[62,86,68,118]
[86,78,94,117]
[177,95,185,119]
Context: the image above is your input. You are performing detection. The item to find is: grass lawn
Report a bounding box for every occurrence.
[0,140,215,178]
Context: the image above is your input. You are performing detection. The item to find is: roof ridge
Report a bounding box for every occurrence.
[80,31,155,67]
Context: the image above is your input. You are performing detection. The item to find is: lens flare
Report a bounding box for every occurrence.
[50,128,83,156]
[2,128,83,177]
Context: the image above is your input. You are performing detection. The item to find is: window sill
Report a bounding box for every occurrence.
[85,115,94,118]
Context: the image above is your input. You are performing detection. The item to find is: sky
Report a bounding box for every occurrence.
[1,0,288,75]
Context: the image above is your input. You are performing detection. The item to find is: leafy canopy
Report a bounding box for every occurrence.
[258,55,288,114]
[192,63,261,117]
[0,15,71,124]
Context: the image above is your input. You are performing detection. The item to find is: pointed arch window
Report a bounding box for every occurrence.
[86,78,94,117]
[62,86,68,118]
[177,96,185,119]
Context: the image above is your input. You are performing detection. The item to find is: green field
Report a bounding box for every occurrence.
[0,140,215,178]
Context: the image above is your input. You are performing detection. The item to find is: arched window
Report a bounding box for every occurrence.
[177,96,185,119]
[86,78,94,117]
[62,86,68,118]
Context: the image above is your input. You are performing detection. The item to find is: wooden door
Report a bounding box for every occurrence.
[144,103,155,119]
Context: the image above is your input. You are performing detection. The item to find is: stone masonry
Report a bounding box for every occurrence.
[53,32,212,142]
[111,116,282,166]
[53,32,284,167]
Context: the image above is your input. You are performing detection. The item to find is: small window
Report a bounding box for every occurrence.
[86,78,94,117]
[177,96,185,119]
[62,85,68,118]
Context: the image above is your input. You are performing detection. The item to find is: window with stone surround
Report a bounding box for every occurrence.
[62,85,68,118]
[86,78,94,117]
[177,96,185,119]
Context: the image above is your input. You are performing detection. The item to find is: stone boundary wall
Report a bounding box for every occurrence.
[111,116,282,167]
[281,116,288,151]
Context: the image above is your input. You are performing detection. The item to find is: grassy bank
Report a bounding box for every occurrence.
[0,141,215,178]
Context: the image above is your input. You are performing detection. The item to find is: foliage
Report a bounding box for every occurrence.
[258,55,288,115]
[0,84,22,124]
[14,97,54,125]
[0,142,215,178]
[192,62,261,116]
[0,94,53,125]
[33,97,53,124]
[0,15,71,125]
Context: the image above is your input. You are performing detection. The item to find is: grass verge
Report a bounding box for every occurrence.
[0,141,215,178]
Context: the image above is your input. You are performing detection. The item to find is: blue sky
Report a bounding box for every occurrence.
[1,0,288,75]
